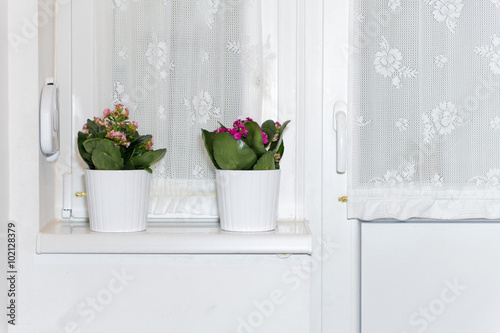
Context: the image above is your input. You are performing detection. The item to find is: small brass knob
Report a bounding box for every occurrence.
[338,196,347,203]
[75,192,87,197]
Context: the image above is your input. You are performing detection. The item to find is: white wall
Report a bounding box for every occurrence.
[1,1,9,331]
[6,2,315,333]
[8,1,41,332]
[1,0,9,211]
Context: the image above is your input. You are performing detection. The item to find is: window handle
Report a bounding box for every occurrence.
[39,77,60,162]
[334,101,347,174]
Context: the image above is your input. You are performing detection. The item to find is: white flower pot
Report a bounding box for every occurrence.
[85,169,151,232]
[216,169,281,232]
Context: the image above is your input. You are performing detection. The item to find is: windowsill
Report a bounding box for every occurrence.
[37,220,312,255]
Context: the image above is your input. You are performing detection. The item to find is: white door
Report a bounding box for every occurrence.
[321,0,360,332]
[361,222,500,333]
[59,0,360,332]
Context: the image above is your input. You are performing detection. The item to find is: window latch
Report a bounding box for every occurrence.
[333,101,347,174]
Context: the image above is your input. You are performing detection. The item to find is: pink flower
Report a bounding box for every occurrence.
[82,123,88,131]
[144,138,154,150]
[261,132,269,145]
[230,128,238,136]
[233,132,242,140]
[107,130,122,140]
[102,109,111,117]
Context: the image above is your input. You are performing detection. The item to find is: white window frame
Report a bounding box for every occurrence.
[53,0,307,222]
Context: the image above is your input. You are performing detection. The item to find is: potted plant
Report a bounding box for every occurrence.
[78,104,166,232]
[202,118,289,232]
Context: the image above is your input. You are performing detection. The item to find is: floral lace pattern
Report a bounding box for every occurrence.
[424,0,464,33]
[145,32,173,81]
[192,165,205,179]
[158,105,166,120]
[422,101,465,143]
[200,50,210,63]
[352,0,500,220]
[197,0,221,29]
[432,173,444,187]
[388,0,401,12]
[113,0,140,12]
[469,169,500,189]
[184,91,221,125]
[113,82,134,110]
[357,116,372,127]
[395,118,409,131]
[374,37,418,89]
[118,47,128,60]
[435,54,448,68]
[474,34,500,75]
[369,162,416,187]
[491,116,500,129]
[146,32,168,70]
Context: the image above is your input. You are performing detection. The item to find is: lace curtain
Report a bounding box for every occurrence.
[93,0,263,217]
[349,0,500,220]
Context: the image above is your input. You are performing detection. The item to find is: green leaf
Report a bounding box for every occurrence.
[254,151,276,170]
[242,121,266,156]
[131,149,167,169]
[201,129,221,169]
[91,139,124,170]
[261,120,277,146]
[121,146,136,165]
[128,135,152,150]
[83,138,104,154]
[77,131,94,169]
[270,120,290,152]
[213,132,257,170]
[123,160,135,170]
[275,141,285,169]
[94,131,107,139]
[86,119,100,135]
